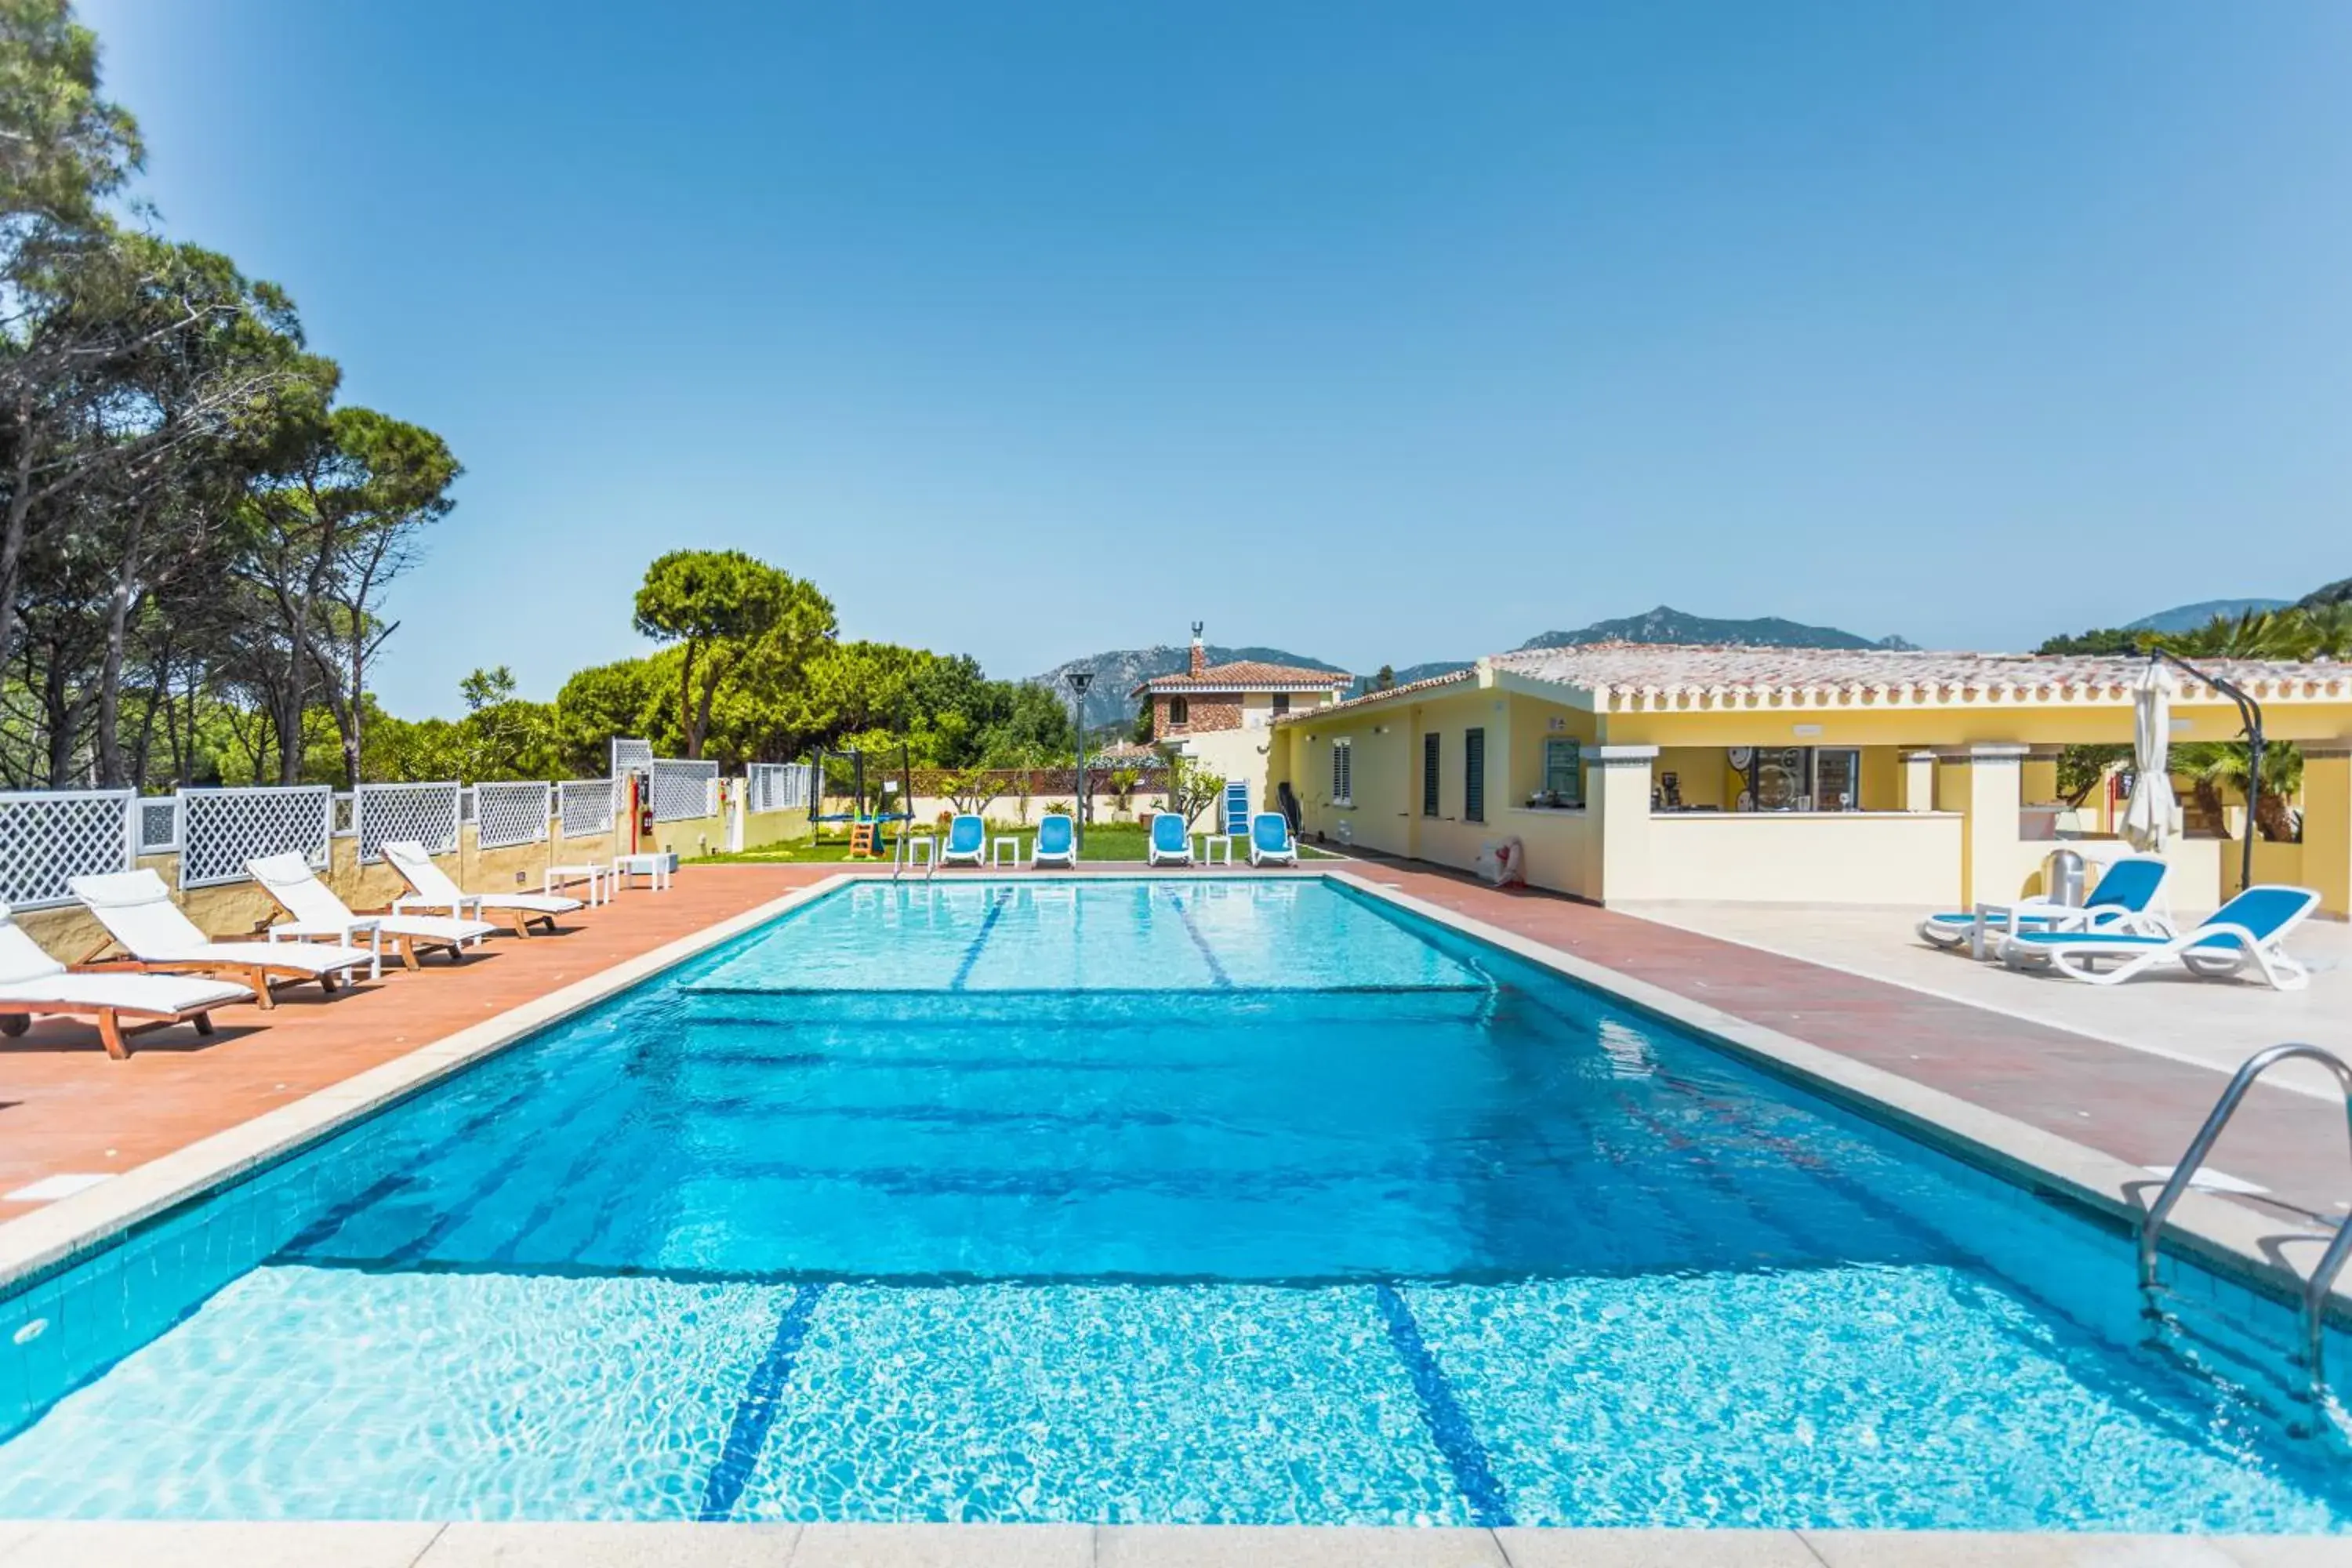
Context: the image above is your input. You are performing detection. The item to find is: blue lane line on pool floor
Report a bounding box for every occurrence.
[699,1282,828,1520]
[1372,1283,1514,1527]
[1168,894,1233,988]
[949,893,1007,989]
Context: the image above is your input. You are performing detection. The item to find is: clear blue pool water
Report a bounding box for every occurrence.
[0,877,2346,1527]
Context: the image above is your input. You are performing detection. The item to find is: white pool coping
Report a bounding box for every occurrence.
[0,867,2345,1555]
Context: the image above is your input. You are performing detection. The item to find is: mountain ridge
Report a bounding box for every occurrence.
[2122,598,2293,633]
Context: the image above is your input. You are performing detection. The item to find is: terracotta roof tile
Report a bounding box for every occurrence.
[1488,641,2347,696]
[1275,641,2352,721]
[1133,659,1354,695]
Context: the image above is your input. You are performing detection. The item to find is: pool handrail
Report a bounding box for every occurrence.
[2138,1040,2352,1401]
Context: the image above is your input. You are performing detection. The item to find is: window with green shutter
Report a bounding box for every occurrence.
[1421,733,1440,817]
[1464,728,1486,823]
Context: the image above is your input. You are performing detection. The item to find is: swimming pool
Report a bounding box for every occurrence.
[0,877,2344,1527]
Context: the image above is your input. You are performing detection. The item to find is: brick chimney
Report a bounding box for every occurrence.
[1189,621,1207,678]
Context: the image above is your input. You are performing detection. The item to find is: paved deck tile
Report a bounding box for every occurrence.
[791,1522,1091,1567]
[420,1521,799,1566]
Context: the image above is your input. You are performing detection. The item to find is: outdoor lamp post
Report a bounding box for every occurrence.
[2149,649,2265,893]
[1064,670,1094,851]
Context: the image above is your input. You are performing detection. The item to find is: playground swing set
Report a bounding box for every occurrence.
[809,744,916,858]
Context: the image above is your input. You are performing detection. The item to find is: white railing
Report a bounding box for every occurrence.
[331,792,356,837]
[612,737,654,779]
[476,780,552,850]
[356,781,461,864]
[181,785,332,889]
[747,761,811,815]
[0,789,137,910]
[650,757,720,822]
[458,785,477,824]
[557,778,619,840]
[136,795,181,855]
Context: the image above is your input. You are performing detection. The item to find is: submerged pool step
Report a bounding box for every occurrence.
[674,985,1495,1028]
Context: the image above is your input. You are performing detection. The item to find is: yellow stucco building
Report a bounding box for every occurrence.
[1270,644,2352,916]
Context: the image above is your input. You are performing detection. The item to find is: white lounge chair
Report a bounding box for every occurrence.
[1248,812,1298,867]
[0,903,253,1059]
[1031,814,1077,869]
[1147,811,1192,867]
[248,851,497,971]
[380,840,582,938]
[69,869,376,1006]
[939,814,987,869]
[1918,854,2173,955]
[2002,885,2321,991]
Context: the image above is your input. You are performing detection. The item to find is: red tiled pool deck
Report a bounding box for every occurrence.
[0,865,830,1212]
[0,858,2341,1232]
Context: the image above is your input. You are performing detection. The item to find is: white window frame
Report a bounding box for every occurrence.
[1330,737,1353,807]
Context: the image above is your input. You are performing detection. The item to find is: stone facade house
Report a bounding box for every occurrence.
[1132,633,1352,742]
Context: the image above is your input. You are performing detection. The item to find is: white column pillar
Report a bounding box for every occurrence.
[1937,742,2027,905]
[1900,751,1937,813]
[2301,740,2352,919]
[1587,743,1658,904]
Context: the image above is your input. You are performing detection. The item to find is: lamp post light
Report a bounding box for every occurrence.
[2148,649,2264,894]
[1064,669,1094,852]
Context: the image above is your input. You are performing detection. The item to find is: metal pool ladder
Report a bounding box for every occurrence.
[2139,1042,2352,1399]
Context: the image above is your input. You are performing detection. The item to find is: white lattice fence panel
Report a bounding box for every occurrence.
[357,782,461,864]
[612,738,653,778]
[476,781,552,850]
[180,786,331,890]
[747,763,811,815]
[137,796,181,854]
[332,793,355,837]
[650,758,720,822]
[0,790,136,910]
[557,779,618,840]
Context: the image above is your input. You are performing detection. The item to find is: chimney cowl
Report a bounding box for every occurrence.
[1189,621,1207,677]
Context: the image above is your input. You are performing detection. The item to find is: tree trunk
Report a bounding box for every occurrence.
[0,398,40,677]
[93,505,149,787]
[678,643,701,759]
[42,649,80,787]
[689,654,729,761]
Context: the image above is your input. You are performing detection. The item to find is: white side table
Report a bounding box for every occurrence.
[546,863,611,906]
[268,917,384,980]
[1197,834,1234,866]
[615,851,673,892]
[989,837,1022,868]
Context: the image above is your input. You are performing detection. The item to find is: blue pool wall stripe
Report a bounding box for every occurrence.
[699,1283,828,1519]
[1372,1283,1514,1526]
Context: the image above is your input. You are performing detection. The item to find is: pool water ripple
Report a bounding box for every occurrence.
[0,878,2347,1529]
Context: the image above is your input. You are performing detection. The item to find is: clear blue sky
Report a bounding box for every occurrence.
[80,2,2352,716]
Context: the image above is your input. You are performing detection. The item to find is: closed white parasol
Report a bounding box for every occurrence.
[2121,659,2177,852]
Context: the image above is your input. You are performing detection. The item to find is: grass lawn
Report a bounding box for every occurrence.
[690,819,1334,865]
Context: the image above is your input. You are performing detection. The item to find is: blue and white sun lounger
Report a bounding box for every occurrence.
[1031,814,1077,869]
[2002,884,2321,990]
[939,814,987,869]
[1249,812,1298,867]
[1148,811,1192,867]
[1918,854,2172,954]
